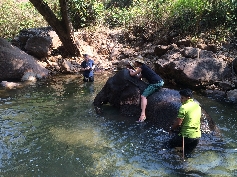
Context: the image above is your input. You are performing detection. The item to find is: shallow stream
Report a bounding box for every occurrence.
[0,72,237,176]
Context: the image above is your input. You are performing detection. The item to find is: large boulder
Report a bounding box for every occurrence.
[0,38,50,81]
[155,47,232,88]
[11,27,61,59]
[25,36,52,58]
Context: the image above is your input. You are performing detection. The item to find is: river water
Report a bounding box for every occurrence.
[0,72,237,177]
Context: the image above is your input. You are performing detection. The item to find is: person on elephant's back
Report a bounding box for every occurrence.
[128,55,164,122]
[168,89,201,156]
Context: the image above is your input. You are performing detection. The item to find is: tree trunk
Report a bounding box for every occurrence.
[29,0,80,56]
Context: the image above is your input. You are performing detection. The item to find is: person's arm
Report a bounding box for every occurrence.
[80,62,90,71]
[91,60,95,70]
[81,67,90,71]
[169,118,183,133]
[129,68,142,76]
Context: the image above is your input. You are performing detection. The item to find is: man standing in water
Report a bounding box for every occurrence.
[80,54,95,82]
[128,56,164,122]
[168,89,202,156]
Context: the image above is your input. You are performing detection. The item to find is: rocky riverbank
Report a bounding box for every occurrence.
[1,26,237,102]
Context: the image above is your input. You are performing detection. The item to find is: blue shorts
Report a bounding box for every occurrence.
[142,80,164,97]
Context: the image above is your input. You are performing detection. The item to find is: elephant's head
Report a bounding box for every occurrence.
[93,69,147,114]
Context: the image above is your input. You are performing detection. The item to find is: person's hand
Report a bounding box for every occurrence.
[168,127,174,135]
[168,129,173,134]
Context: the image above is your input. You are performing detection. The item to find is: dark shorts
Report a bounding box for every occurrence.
[167,133,199,155]
[142,80,164,97]
[83,76,94,82]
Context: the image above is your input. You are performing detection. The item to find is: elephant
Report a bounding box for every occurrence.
[93,69,216,133]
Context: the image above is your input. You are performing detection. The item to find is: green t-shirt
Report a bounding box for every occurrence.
[178,99,201,138]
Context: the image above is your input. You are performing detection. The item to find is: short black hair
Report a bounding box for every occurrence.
[179,89,193,97]
[83,54,89,57]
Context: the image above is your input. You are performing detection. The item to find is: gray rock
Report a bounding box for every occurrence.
[154,45,169,57]
[181,47,199,58]
[155,47,232,88]
[0,38,50,81]
[226,89,237,103]
[1,81,21,89]
[25,36,52,58]
[60,60,73,73]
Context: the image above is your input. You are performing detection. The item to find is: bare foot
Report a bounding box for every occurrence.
[137,115,146,122]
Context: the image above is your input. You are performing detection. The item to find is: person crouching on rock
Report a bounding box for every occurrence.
[80,54,95,82]
[168,89,202,156]
[128,55,164,122]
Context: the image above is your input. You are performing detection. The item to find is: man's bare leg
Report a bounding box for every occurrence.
[138,95,147,122]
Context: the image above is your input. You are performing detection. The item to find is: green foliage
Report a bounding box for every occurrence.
[67,0,98,28]
[0,0,236,41]
[168,0,208,33]
[167,0,237,35]
[101,0,165,28]
[0,0,47,40]
[104,0,133,9]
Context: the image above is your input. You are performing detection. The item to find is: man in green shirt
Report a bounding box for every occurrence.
[168,89,201,155]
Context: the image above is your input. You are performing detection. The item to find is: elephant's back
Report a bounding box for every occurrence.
[146,88,181,129]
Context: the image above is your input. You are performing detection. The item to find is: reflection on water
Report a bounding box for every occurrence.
[0,73,237,176]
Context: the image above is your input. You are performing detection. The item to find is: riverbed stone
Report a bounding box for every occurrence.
[0,37,50,81]
[226,89,237,103]
[1,81,21,89]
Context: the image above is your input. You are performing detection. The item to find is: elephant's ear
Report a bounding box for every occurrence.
[110,69,129,92]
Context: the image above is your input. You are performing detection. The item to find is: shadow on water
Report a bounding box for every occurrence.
[0,72,237,176]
